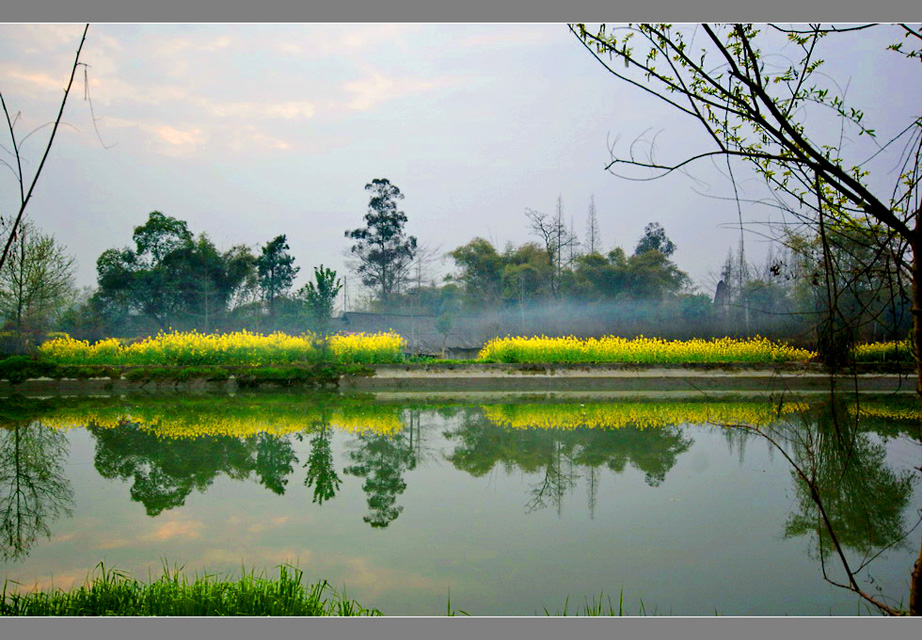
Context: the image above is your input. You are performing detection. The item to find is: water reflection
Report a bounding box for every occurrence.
[0,422,74,560]
[301,425,341,505]
[0,391,917,603]
[344,430,417,528]
[90,423,298,515]
[772,400,914,558]
[444,408,694,514]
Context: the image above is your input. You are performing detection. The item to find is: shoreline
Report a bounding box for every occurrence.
[1,362,914,395]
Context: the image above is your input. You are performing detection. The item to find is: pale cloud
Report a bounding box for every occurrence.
[5,571,83,594]
[95,537,132,550]
[4,68,67,92]
[202,99,316,121]
[141,517,205,542]
[337,556,440,598]
[342,69,458,112]
[274,24,421,59]
[2,24,87,54]
[199,547,314,568]
[460,27,559,49]
[155,124,206,147]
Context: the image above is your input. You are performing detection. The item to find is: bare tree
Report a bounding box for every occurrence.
[571,21,922,615]
[0,24,89,273]
[585,194,601,254]
[525,196,579,298]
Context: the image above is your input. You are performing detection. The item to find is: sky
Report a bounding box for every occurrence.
[0,23,919,301]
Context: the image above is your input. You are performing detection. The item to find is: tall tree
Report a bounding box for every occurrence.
[0,222,76,348]
[525,200,578,298]
[256,234,299,323]
[572,21,922,615]
[585,195,601,255]
[345,179,418,307]
[634,222,676,257]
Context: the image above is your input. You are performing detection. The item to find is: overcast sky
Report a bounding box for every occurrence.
[1,23,919,300]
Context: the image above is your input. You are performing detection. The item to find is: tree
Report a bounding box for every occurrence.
[0,421,74,560]
[634,222,676,257]
[256,234,299,323]
[572,21,922,615]
[345,179,418,307]
[0,222,76,350]
[96,212,254,332]
[302,426,341,505]
[299,265,342,336]
[525,199,578,298]
[585,195,602,255]
[448,237,504,308]
[343,432,416,528]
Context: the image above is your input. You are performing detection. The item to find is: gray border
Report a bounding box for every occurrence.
[1,0,920,23]
[4,617,922,640]
[3,0,922,638]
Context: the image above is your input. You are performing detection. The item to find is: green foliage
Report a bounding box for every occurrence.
[634,222,676,257]
[256,234,299,317]
[448,237,505,308]
[0,222,77,348]
[95,211,255,333]
[303,427,341,505]
[299,265,342,336]
[0,563,380,616]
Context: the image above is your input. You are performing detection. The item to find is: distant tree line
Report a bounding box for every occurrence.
[0,177,910,352]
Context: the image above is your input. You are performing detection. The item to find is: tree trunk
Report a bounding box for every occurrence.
[909,231,922,616]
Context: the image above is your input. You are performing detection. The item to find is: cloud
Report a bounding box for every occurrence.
[202,99,315,121]
[335,556,440,598]
[342,69,458,112]
[3,68,67,92]
[273,24,421,59]
[141,516,205,542]
[459,26,559,49]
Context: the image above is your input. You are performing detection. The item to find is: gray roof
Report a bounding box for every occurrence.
[337,312,490,354]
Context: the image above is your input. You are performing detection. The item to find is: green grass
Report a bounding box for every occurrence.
[1,565,654,616]
[0,562,381,616]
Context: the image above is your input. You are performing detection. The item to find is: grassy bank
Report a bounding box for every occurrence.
[1,562,657,617]
[1,564,379,616]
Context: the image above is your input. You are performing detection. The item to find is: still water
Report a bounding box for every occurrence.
[1,391,919,616]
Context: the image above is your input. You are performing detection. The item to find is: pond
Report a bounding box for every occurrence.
[0,391,919,616]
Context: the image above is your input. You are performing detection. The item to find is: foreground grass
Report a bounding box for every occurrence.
[2,563,651,617]
[1,563,380,616]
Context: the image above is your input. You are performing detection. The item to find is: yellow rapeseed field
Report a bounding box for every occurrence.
[477,335,815,364]
[38,330,405,366]
[43,406,404,438]
[481,401,809,430]
[853,340,913,363]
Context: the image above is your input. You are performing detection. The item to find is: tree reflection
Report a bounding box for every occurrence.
[0,421,74,560]
[344,430,416,528]
[444,407,693,515]
[302,426,341,505]
[90,423,298,516]
[725,397,919,615]
[780,400,915,558]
